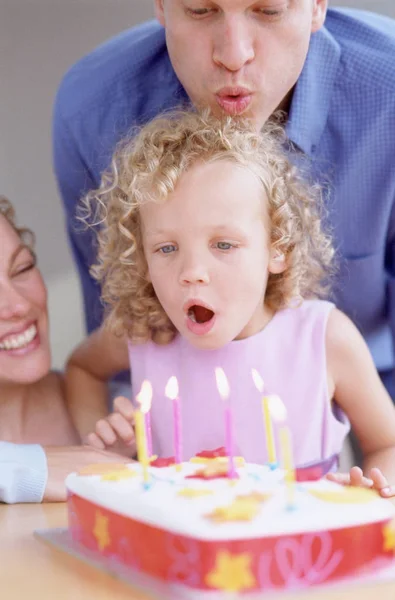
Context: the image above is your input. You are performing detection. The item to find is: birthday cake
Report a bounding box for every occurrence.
[66,451,395,595]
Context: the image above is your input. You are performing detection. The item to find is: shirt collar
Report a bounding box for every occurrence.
[286,25,341,156]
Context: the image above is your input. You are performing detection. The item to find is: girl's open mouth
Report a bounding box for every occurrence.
[186,304,216,336]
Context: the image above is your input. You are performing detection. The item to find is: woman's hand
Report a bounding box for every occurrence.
[327,466,395,498]
[85,396,136,457]
[44,445,131,502]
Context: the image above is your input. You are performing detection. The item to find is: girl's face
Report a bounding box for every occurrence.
[0,215,51,385]
[141,159,285,349]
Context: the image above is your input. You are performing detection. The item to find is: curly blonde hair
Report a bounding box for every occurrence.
[82,111,334,345]
[0,195,35,249]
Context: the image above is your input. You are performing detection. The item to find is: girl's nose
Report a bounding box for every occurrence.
[179,261,210,286]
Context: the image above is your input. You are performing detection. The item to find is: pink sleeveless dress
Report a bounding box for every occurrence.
[128,300,349,469]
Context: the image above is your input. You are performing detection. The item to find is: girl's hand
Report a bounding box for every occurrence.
[327,466,395,498]
[85,396,136,457]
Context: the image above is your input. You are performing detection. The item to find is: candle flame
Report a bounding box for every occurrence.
[215,367,230,400]
[251,368,264,393]
[136,380,152,414]
[165,376,179,400]
[267,395,287,423]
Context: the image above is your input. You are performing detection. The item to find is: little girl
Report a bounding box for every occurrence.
[66,111,395,497]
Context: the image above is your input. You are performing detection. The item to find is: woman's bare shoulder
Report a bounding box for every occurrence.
[30,372,80,444]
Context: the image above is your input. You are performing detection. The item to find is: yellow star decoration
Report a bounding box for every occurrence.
[308,486,378,504]
[194,461,242,479]
[101,469,137,481]
[236,491,271,503]
[206,498,261,523]
[190,456,245,467]
[206,551,256,592]
[383,520,395,552]
[93,511,111,551]
[177,487,214,498]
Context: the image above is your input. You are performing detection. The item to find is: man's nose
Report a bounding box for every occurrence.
[213,15,255,72]
[0,283,31,321]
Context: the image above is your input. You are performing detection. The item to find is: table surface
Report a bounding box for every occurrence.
[1,503,395,600]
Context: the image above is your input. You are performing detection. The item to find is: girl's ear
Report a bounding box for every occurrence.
[268,249,287,274]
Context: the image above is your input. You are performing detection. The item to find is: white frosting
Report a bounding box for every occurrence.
[66,462,395,541]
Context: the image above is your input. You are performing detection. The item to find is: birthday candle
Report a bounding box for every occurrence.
[265,395,295,509]
[251,369,276,465]
[145,410,153,458]
[279,425,296,509]
[135,380,152,483]
[165,376,182,464]
[215,367,237,479]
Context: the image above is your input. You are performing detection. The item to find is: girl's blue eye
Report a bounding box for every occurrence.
[216,242,233,251]
[159,245,176,254]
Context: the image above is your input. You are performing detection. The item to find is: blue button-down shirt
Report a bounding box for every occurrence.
[53,9,395,383]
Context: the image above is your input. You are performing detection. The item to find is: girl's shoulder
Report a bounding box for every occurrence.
[288,298,335,318]
[270,299,335,335]
[325,307,363,357]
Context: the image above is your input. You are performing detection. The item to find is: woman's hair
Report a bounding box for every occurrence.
[0,195,35,248]
[82,111,334,345]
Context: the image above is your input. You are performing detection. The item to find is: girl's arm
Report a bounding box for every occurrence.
[326,308,395,492]
[65,325,130,441]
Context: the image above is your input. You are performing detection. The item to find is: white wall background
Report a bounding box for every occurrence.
[1,0,394,369]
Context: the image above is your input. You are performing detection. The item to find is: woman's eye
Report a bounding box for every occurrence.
[158,244,177,254]
[14,262,35,276]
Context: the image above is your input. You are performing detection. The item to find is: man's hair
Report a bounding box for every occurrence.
[0,195,35,248]
[82,111,334,345]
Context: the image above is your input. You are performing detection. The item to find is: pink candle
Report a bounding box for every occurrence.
[145,411,153,457]
[165,376,182,464]
[172,396,182,464]
[215,367,237,478]
[224,404,236,478]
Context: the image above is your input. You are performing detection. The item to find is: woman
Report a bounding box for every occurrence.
[0,196,128,503]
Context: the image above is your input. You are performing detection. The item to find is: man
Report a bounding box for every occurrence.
[54,1,395,395]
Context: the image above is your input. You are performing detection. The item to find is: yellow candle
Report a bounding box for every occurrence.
[279,426,295,508]
[262,396,276,464]
[135,380,152,484]
[135,409,149,482]
[251,369,277,465]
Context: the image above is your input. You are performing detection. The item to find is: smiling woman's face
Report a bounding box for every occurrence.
[0,214,51,386]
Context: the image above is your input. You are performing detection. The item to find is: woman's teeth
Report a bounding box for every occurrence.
[0,324,37,350]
